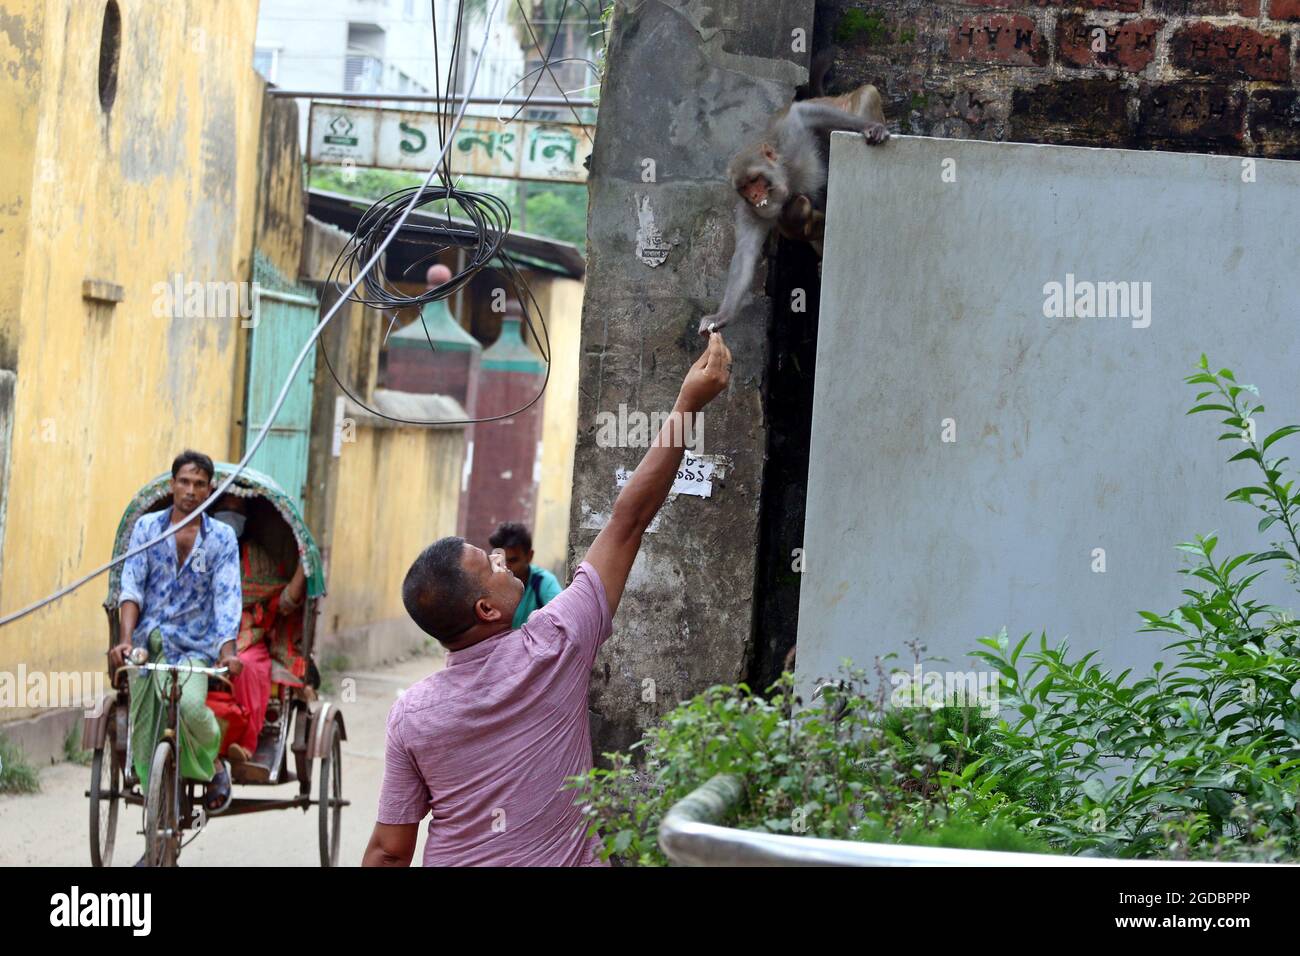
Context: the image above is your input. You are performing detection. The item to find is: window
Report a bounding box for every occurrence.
[253,47,279,84]
[344,52,383,93]
[345,22,386,93]
[97,1,121,112]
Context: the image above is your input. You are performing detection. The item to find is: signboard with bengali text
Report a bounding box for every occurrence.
[308,103,590,184]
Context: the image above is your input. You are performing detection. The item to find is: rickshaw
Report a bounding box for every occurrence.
[83,463,348,867]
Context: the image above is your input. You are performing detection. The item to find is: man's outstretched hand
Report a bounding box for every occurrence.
[678,332,732,412]
[583,332,733,618]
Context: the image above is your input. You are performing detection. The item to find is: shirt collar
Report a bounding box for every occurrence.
[445,628,514,667]
[163,505,211,535]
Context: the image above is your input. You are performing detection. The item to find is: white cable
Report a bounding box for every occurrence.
[0,0,505,628]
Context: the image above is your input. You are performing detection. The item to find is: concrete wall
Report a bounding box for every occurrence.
[317,392,467,667]
[796,133,1300,695]
[254,94,307,281]
[299,215,383,587]
[570,0,815,755]
[0,0,265,720]
[0,1,42,376]
[528,276,584,578]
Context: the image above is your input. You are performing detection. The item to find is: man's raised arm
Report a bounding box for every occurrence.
[582,332,732,616]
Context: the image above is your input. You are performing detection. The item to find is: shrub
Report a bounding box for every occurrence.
[0,734,40,795]
[569,666,1033,866]
[63,724,92,767]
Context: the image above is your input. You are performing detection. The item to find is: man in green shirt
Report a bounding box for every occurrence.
[488,522,562,629]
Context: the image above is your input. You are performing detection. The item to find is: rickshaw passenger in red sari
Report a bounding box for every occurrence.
[209,493,308,774]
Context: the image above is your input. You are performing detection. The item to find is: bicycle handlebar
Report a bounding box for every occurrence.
[123,661,230,678]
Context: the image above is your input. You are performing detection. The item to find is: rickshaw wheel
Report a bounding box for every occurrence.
[144,741,179,867]
[88,724,123,867]
[318,719,342,867]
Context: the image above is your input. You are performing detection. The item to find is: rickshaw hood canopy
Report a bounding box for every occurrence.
[104,462,326,608]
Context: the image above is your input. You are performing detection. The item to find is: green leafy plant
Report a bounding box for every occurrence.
[568,667,1031,866]
[0,734,40,794]
[834,9,892,47]
[523,182,588,250]
[63,725,92,767]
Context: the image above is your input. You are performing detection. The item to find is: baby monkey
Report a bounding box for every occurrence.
[698,81,889,335]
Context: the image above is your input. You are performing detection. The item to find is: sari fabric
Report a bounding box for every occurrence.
[223,540,306,754]
[237,539,307,685]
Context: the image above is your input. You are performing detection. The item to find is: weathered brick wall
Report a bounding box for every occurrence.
[817,0,1300,155]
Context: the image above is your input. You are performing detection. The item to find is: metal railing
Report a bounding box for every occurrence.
[268,90,595,108]
[658,774,1269,867]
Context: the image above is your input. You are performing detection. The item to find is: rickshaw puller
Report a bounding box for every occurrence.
[109,450,244,820]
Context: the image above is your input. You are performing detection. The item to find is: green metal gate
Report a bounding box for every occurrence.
[243,259,319,511]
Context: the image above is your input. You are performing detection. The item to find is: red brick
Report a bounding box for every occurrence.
[1270,0,1300,20]
[1072,0,1143,8]
[950,14,1049,66]
[1010,78,1133,146]
[1247,88,1300,157]
[1058,16,1162,72]
[957,0,1141,8]
[955,0,1052,6]
[1137,83,1246,148]
[1153,0,1259,15]
[1170,24,1290,82]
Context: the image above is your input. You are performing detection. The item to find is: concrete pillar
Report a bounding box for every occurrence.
[569,0,815,755]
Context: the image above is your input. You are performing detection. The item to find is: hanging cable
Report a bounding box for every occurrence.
[315,0,609,426]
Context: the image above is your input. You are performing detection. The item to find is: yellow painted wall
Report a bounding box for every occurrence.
[320,420,464,660]
[0,0,264,719]
[0,0,42,374]
[526,276,584,578]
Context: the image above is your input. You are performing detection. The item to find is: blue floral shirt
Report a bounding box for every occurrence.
[118,507,242,665]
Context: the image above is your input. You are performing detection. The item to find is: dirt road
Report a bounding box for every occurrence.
[0,653,443,867]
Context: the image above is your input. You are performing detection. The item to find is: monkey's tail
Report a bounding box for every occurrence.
[800,45,838,100]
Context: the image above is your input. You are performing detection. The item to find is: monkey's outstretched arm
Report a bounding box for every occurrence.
[698,202,768,335]
[789,101,884,136]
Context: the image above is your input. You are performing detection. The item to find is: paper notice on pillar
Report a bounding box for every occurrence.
[615,452,716,498]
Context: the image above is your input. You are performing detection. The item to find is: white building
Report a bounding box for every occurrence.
[254,0,527,146]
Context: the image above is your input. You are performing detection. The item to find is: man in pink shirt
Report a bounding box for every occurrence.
[363,333,732,866]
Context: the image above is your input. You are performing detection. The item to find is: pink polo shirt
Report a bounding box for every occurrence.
[377,561,614,866]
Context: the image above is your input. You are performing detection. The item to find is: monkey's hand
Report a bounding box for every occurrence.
[862,122,890,145]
